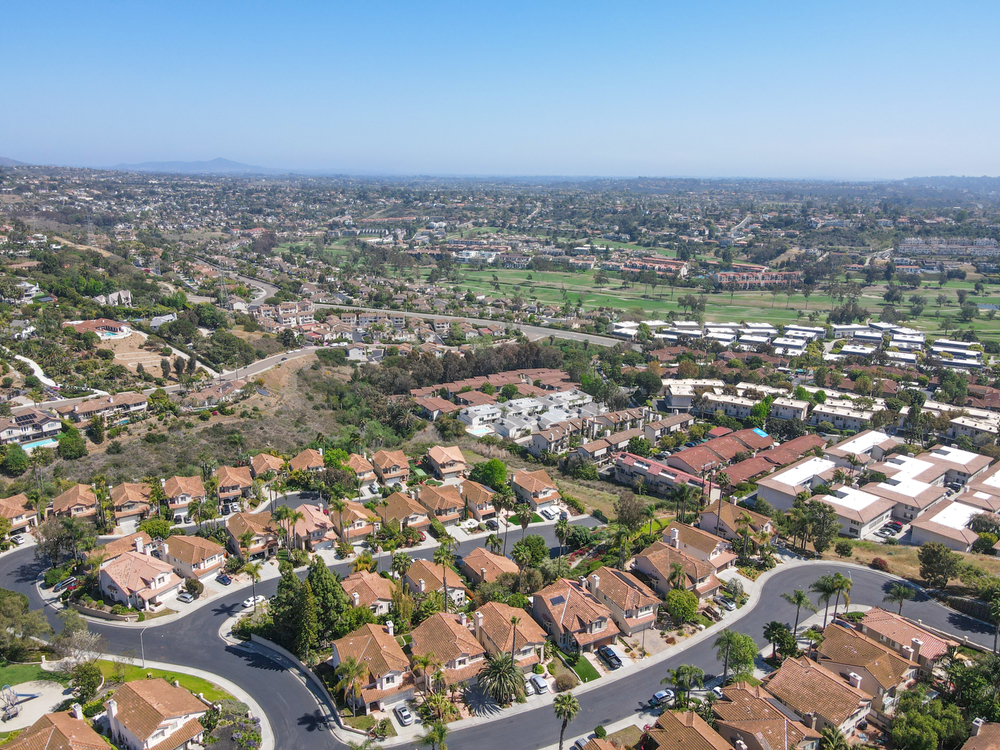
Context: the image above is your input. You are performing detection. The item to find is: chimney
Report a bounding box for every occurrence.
[847,672,862,689]
[352,591,360,607]
[460,612,468,628]
[107,699,117,720]
[135,537,144,554]
[418,578,425,593]
[589,574,600,594]
[972,718,985,736]
[160,478,165,487]
[902,646,914,661]
[480,567,487,581]
[670,527,680,548]
[578,576,587,587]
[386,620,394,637]
[911,638,923,658]
[475,611,483,636]
[805,712,817,730]
[161,542,169,558]
[173,680,180,688]
[71,703,83,720]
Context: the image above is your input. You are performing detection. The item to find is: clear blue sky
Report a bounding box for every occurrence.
[3,1,999,179]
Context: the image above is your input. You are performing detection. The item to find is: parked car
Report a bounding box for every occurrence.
[243,595,266,609]
[394,704,414,726]
[52,576,77,593]
[177,592,195,604]
[715,596,736,612]
[887,521,903,530]
[652,689,674,707]
[10,535,25,546]
[540,508,555,520]
[712,686,725,699]
[485,519,499,531]
[559,511,568,520]
[597,645,622,670]
[524,677,536,696]
[530,674,549,694]
[216,574,232,586]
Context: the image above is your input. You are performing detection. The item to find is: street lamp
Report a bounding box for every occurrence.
[140,626,148,669]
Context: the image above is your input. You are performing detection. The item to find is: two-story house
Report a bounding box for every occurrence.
[106,678,207,750]
[632,540,722,601]
[417,485,464,526]
[330,622,414,714]
[426,445,467,481]
[644,709,733,750]
[214,465,253,504]
[587,567,659,636]
[110,483,151,532]
[160,535,226,580]
[99,549,183,612]
[404,559,468,608]
[289,448,325,473]
[6,708,109,750]
[762,657,873,739]
[473,601,547,671]
[858,607,958,676]
[460,546,519,587]
[816,621,917,726]
[461,480,496,521]
[699,500,775,543]
[381,491,430,530]
[250,452,285,479]
[512,469,561,511]
[714,683,822,750]
[372,450,410,487]
[56,392,148,426]
[51,484,97,519]
[411,612,486,689]
[341,570,394,615]
[662,522,737,573]
[292,503,337,551]
[0,408,61,446]
[347,453,378,494]
[0,493,37,533]
[330,499,379,543]
[226,511,279,560]
[531,578,620,653]
[162,476,205,525]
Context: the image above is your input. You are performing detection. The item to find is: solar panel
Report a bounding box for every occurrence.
[549,596,565,605]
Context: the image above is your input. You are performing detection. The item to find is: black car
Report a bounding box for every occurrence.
[597,645,622,670]
[216,574,232,586]
[485,519,499,531]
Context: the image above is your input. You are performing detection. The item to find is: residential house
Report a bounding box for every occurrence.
[289,448,324,473]
[341,571,394,615]
[531,578,619,653]
[859,607,958,675]
[162,476,205,525]
[762,656,872,738]
[909,499,981,552]
[330,499,379,542]
[0,408,61,446]
[404,559,468,608]
[160,535,226,580]
[0,493,36,533]
[460,546,519,587]
[512,469,561,511]
[644,709,733,750]
[215,465,253,503]
[614,453,721,503]
[699,501,775,543]
[417,484,464,526]
[5,709,108,750]
[347,453,378,493]
[410,612,486,688]
[110,483,151,531]
[381,491,430,530]
[99,550,183,612]
[372,449,410,486]
[427,445,467,480]
[662,522,737,573]
[587,567,659,636]
[632,540,723,601]
[250,452,284,479]
[461,480,496,521]
[330,623,414,714]
[816,621,917,725]
[98,533,153,566]
[51,484,98,519]
[961,720,1000,750]
[226,511,280,560]
[714,682,821,750]
[56,392,148,425]
[473,601,547,670]
[106,678,207,750]
[292,503,337,551]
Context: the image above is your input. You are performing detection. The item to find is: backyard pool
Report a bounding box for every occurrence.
[22,438,58,452]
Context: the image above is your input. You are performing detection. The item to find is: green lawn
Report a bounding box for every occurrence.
[0,662,70,687]
[342,713,397,736]
[509,513,544,526]
[573,656,601,683]
[96,661,232,702]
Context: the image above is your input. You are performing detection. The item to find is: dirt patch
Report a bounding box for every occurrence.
[833,540,1000,584]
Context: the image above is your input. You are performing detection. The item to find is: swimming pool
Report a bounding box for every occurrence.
[23,438,58,452]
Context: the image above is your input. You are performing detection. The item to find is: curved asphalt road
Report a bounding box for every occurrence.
[1,523,993,749]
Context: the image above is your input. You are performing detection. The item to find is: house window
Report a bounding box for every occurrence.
[385,675,395,684]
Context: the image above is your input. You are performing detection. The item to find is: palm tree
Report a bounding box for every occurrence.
[736,512,754,561]
[419,721,448,750]
[990,598,1000,654]
[327,496,347,541]
[285,508,304,550]
[492,489,514,555]
[485,533,503,555]
[238,530,255,561]
[673,485,699,525]
[781,589,817,635]
[511,545,532,593]
[809,575,837,628]
[884,582,916,616]
[514,502,532,540]
[434,534,457,613]
[335,656,368,717]
[241,561,263,610]
[352,550,375,573]
[391,551,412,579]
[478,651,523,706]
[663,664,704,708]
[667,562,687,590]
[763,621,788,660]
[831,572,852,618]
[555,517,570,559]
[411,652,439,698]
[818,726,850,750]
[553,692,581,750]
[713,629,741,683]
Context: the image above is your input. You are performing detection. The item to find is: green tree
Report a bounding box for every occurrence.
[918,542,959,588]
[553,692,581,750]
[87,414,105,444]
[294,580,318,659]
[70,661,103,702]
[780,589,816,635]
[713,629,757,683]
[664,588,698,623]
[663,664,704,708]
[763,621,791,659]
[514,502,533,540]
[57,427,88,460]
[433,534,457,613]
[818,726,849,750]
[1,443,28,476]
[468,459,508,490]
[478,651,523,706]
[809,575,838,628]
[335,656,368,717]
[419,721,449,750]
[884,582,916,616]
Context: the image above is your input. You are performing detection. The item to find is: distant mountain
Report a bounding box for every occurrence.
[110,157,286,175]
[896,175,1000,195]
[0,157,28,167]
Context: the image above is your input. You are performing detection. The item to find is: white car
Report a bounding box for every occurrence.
[524,677,535,696]
[530,674,548,694]
[242,595,266,609]
[394,704,414,726]
[10,535,25,546]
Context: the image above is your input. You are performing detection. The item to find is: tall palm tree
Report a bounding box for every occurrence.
[492,490,514,556]
[831,573,852,618]
[478,651,522,706]
[736,512,754,561]
[327,496,347,541]
[555,518,570,559]
[553,692,581,750]
[809,575,837,628]
[511,545,532,593]
[334,656,368,717]
[818,726,849,750]
[991,598,1000,654]
[663,664,704,708]
[411,652,439,698]
[419,721,448,750]
[763,621,788,659]
[285,508,304,550]
[391,551,412,579]
[673,485,699,525]
[713,629,741,683]
[238,530,255,561]
[667,562,687,590]
[434,534,457,613]
[514,502,532,540]
[485,533,503,555]
[781,589,816,635]
[884,582,916,616]
[241,561,263,610]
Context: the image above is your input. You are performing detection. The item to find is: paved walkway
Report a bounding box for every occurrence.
[0,680,72,731]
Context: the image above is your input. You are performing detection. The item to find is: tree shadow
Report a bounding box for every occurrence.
[947,611,993,637]
[296,708,332,733]
[462,687,503,717]
[225,644,287,672]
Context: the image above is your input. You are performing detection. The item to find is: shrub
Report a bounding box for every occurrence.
[870,557,891,572]
[533,664,545,675]
[591,509,608,523]
[106,440,124,454]
[184,579,205,597]
[594,725,607,739]
[555,674,577,692]
[44,566,74,588]
[562,494,585,514]
[835,541,853,558]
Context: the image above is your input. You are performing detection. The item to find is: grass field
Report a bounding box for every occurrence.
[0,662,70,687]
[573,655,601,683]
[96,660,233,702]
[509,513,544,526]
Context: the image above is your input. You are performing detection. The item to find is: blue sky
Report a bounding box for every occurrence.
[3,1,998,179]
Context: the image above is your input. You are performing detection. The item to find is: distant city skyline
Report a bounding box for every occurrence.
[3,1,999,180]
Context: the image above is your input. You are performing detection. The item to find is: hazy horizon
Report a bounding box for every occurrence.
[4,1,998,180]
